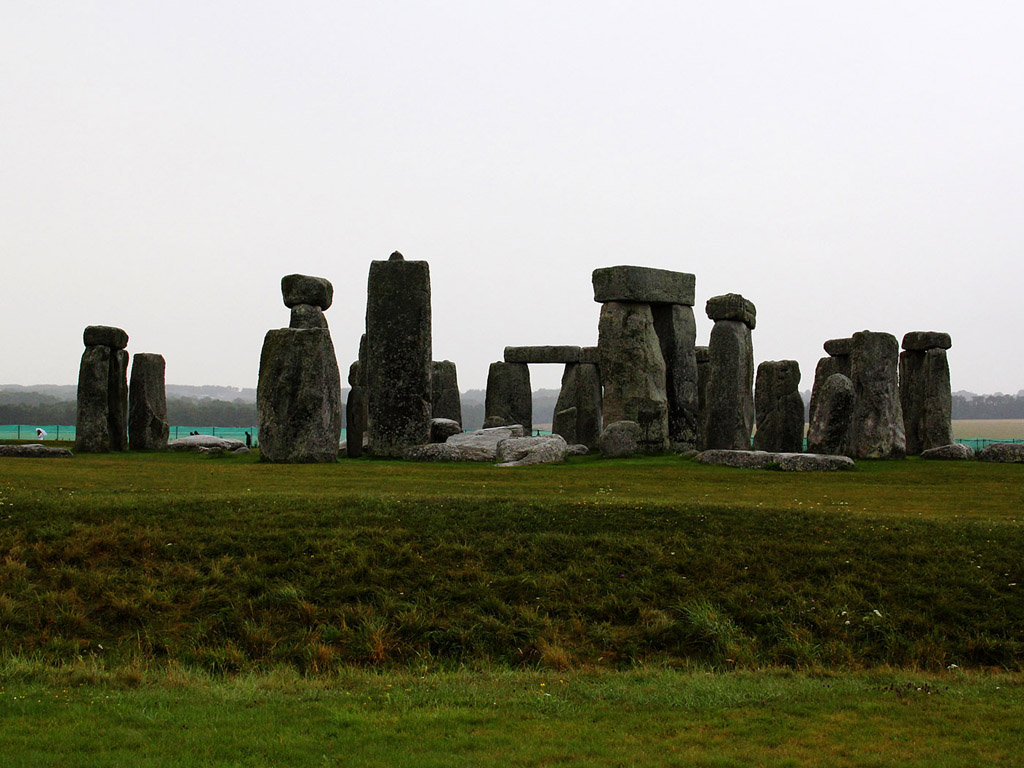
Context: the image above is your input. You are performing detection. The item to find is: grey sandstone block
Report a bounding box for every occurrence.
[592,266,695,306]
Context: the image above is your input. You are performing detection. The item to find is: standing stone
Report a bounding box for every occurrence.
[753,360,804,453]
[808,338,852,430]
[806,373,855,456]
[597,302,668,453]
[365,253,432,456]
[484,362,532,433]
[704,295,755,451]
[551,362,602,449]
[900,332,953,454]
[75,326,130,453]
[108,349,130,451]
[257,328,342,462]
[652,304,698,451]
[128,353,169,450]
[431,360,462,425]
[695,346,709,450]
[346,357,368,459]
[849,330,905,459]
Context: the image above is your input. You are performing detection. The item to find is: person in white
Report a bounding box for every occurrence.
[36,428,47,439]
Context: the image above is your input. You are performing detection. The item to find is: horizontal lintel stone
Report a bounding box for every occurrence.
[504,345,581,364]
[592,266,695,306]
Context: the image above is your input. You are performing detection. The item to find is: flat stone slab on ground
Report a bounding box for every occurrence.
[592,266,695,306]
[406,425,528,462]
[978,442,1024,463]
[902,331,952,351]
[167,435,247,452]
[495,435,569,467]
[697,449,854,471]
[0,444,73,458]
[504,346,581,364]
[921,443,975,460]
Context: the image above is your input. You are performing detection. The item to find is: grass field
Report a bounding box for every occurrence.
[1,450,1022,764]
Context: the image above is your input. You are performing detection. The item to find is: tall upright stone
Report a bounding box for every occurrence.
[431,360,462,425]
[128,353,169,450]
[900,331,953,454]
[849,330,905,459]
[809,338,852,428]
[807,373,855,456]
[365,252,432,456]
[75,325,129,453]
[695,345,710,450]
[753,360,804,453]
[597,301,668,453]
[484,362,532,433]
[257,275,342,462]
[652,304,699,451]
[552,362,602,449]
[704,294,755,451]
[346,334,369,458]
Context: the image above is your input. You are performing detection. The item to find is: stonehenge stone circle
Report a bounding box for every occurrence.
[848,330,905,459]
[753,360,804,453]
[128,353,169,450]
[431,360,462,426]
[75,326,130,453]
[900,332,953,455]
[281,274,333,310]
[366,253,433,457]
[704,295,755,451]
[484,361,532,433]
[806,373,855,456]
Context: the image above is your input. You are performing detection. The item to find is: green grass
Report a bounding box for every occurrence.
[1,452,1022,672]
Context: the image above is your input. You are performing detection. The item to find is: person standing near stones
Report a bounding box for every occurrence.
[245,431,252,449]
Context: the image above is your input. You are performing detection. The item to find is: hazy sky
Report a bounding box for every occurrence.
[3,2,1022,393]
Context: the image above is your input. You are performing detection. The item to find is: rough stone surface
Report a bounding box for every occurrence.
[806,373,855,456]
[808,355,852,431]
[495,435,569,467]
[167,435,246,452]
[579,346,600,364]
[902,331,952,352]
[281,274,333,310]
[346,339,368,458]
[108,349,130,451]
[697,449,854,471]
[484,362,532,433]
[653,304,699,451]
[0,444,73,458]
[551,363,602,449]
[753,360,804,453]
[430,418,462,443]
[257,328,342,463]
[695,345,709,449]
[704,319,754,451]
[128,353,169,450]
[599,420,641,458]
[83,325,129,350]
[504,346,581,364]
[978,442,1024,463]
[823,338,852,357]
[592,266,695,306]
[598,302,669,453]
[75,342,128,453]
[921,443,974,460]
[289,304,328,329]
[705,294,756,329]
[849,331,906,459]
[431,360,462,425]
[442,425,526,461]
[366,258,432,457]
[404,443,467,462]
[901,347,953,455]
[567,444,589,456]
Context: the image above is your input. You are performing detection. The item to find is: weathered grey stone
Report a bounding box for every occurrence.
[346,364,368,459]
[704,318,754,451]
[431,360,462,425]
[495,435,569,467]
[921,443,974,460]
[83,325,128,350]
[108,349,129,452]
[823,338,852,357]
[484,362,532,433]
[366,257,432,457]
[0,444,73,458]
[697,449,854,471]
[849,331,905,459]
[599,420,641,458]
[579,346,600,364]
[551,363,602,449]
[289,304,328,329]
[257,328,342,463]
[128,353,169,451]
[598,302,668,453]
[504,346,581,364]
[902,331,952,352]
[76,345,113,453]
[567,444,589,456]
[653,304,698,451]
[695,345,709,450]
[705,294,756,329]
[901,347,953,455]
[404,443,467,462]
[978,442,1024,463]
[806,373,855,456]
[753,360,804,453]
[444,425,526,461]
[808,355,852,431]
[592,266,695,306]
[430,418,462,443]
[281,274,333,310]
[167,435,246,452]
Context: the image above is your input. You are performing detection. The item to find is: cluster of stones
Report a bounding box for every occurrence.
[256,274,342,462]
[75,326,131,453]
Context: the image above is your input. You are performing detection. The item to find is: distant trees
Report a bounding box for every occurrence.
[952,393,1024,419]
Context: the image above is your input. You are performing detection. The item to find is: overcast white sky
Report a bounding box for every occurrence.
[2,1,1022,393]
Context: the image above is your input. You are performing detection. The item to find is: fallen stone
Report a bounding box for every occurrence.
[978,442,1024,463]
[281,274,333,310]
[167,435,246,452]
[129,353,169,451]
[0,444,73,458]
[404,443,468,462]
[902,331,952,352]
[289,304,328,329]
[430,418,462,443]
[484,362,532,433]
[567,444,589,456]
[921,443,974,460]
[599,420,640,458]
[753,360,804,453]
[83,325,129,350]
[445,425,526,461]
[849,330,905,459]
[806,373,855,456]
[823,338,852,356]
[504,346,581,364]
[592,266,695,305]
[495,435,568,467]
[697,449,854,471]
[705,294,756,329]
